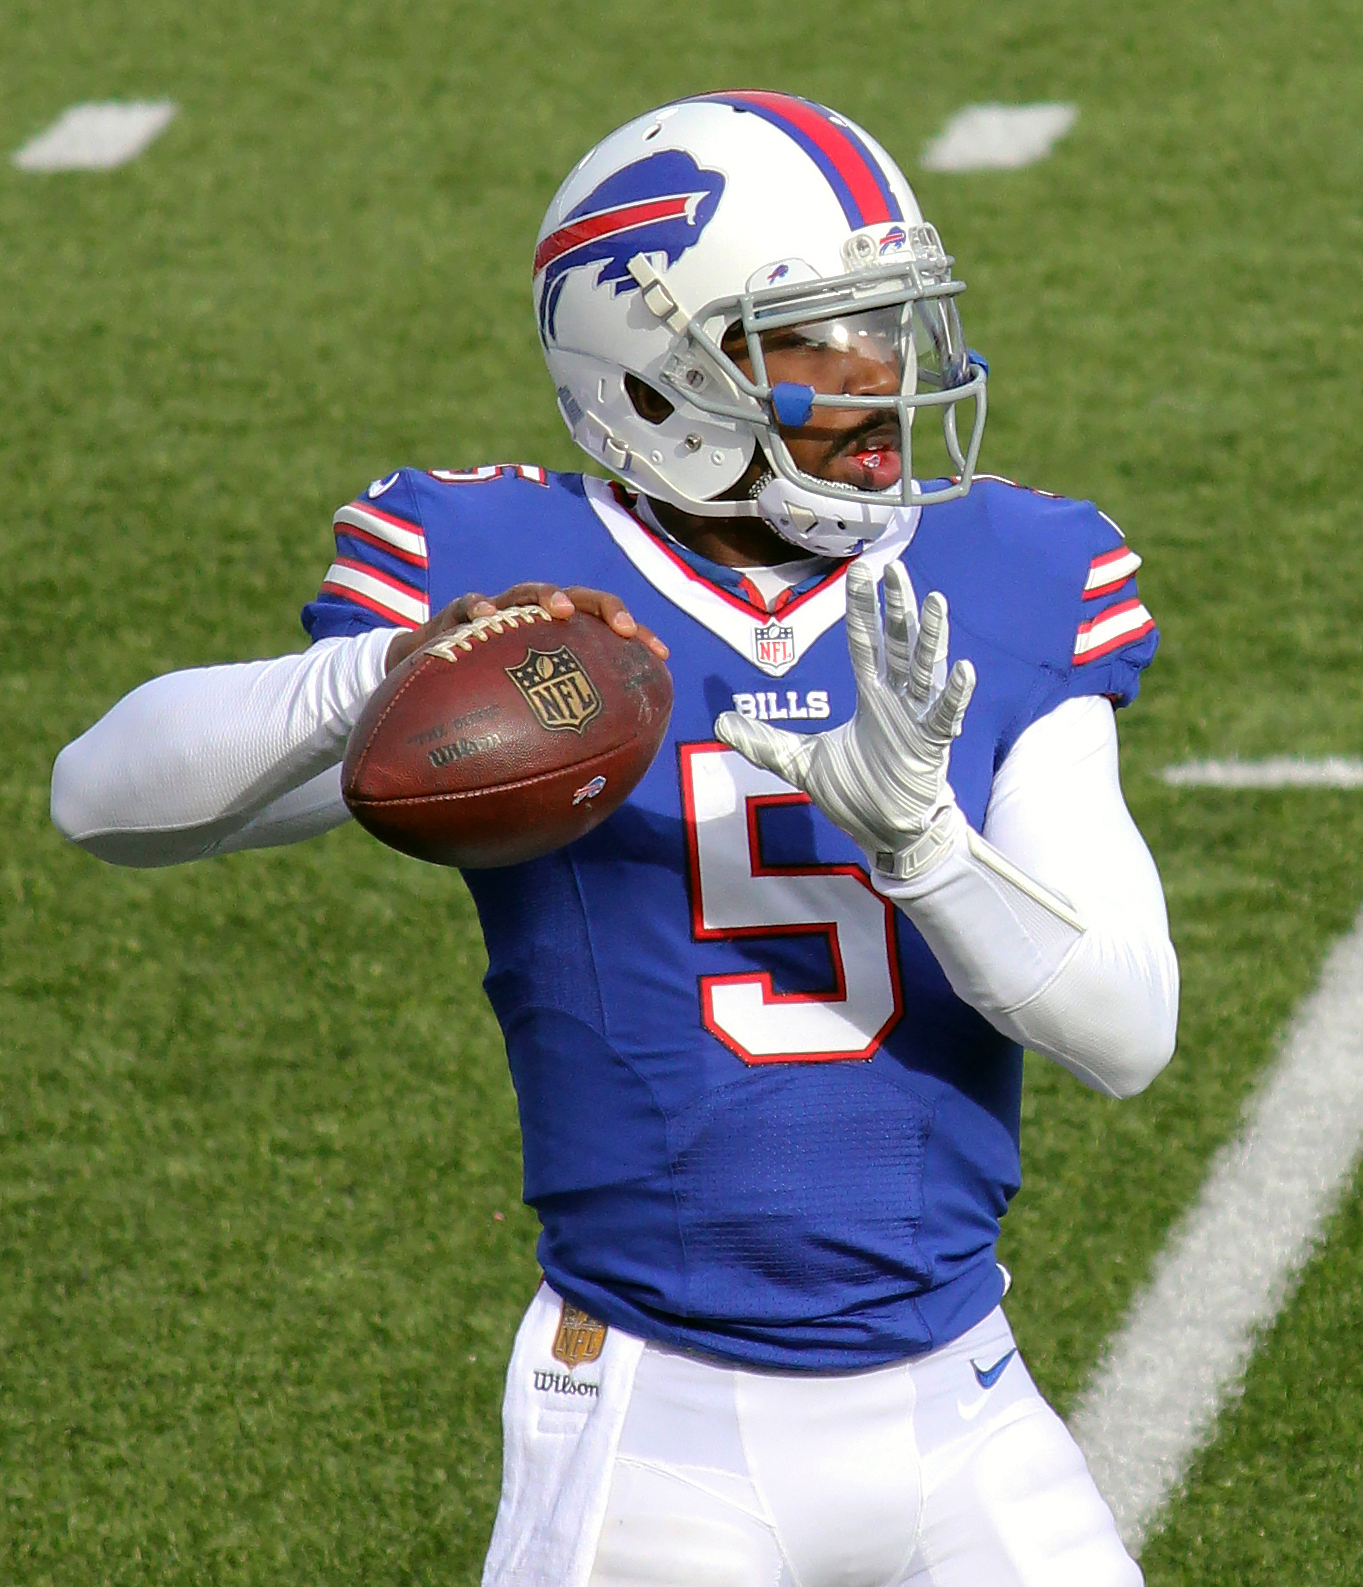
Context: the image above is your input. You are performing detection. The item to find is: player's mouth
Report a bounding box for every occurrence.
[847,446,902,490]
[827,423,902,490]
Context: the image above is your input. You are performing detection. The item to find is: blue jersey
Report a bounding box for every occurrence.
[303,465,1158,1370]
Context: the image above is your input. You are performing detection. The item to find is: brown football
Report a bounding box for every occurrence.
[341,605,673,868]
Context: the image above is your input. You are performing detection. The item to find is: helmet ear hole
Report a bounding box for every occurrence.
[624,372,675,426]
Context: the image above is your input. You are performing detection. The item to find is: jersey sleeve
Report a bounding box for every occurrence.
[300,470,431,641]
[943,480,1160,767]
[988,490,1157,732]
[1059,505,1157,708]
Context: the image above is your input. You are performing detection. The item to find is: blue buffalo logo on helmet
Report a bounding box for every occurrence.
[534,150,726,343]
[878,224,908,254]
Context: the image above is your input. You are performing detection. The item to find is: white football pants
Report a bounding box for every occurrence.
[483,1286,1141,1587]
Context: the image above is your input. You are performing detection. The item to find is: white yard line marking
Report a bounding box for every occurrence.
[1162,757,1363,788]
[1068,908,1363,1553]
[920,104,1077,173]
[12,101,177,172]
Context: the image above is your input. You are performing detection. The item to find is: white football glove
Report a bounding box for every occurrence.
[715,561,976,880]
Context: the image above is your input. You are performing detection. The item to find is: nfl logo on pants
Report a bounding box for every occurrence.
[552,1300,606,1369]
[753,622,796,669]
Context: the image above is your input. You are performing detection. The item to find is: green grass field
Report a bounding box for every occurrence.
[4,0,1363,1580]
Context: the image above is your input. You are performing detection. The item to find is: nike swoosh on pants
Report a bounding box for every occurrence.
[971,1349,1016,1390]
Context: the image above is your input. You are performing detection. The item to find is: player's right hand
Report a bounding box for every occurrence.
[385,583,669,674]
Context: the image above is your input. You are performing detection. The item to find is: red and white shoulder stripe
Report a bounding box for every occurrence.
[319,499,431,628]
[332,501,429,567]
[1083,545,1142,600]
[1073,597,1155,665]
[319,560,429,628]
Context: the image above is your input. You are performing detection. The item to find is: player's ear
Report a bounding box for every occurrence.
[624,373,674,426]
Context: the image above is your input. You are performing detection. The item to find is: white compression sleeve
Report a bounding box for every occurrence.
[207,763,350,855]
[50,628,396,867]
[874,695,1178,1098]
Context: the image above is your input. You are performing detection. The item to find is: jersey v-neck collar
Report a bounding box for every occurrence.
[628,491,833,613]
[584,476,919,679]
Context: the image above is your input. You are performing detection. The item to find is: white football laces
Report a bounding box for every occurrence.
[421,605,552,662]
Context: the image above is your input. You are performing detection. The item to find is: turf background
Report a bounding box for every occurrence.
[3,1,1362,1580]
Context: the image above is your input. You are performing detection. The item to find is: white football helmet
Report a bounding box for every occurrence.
[534,91,987,557]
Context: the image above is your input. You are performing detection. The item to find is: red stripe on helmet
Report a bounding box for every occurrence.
[713,90,895,226]
[534,194,694,275]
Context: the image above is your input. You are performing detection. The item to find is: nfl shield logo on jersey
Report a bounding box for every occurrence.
[753,622,797,669]
[552,1300,607,1369]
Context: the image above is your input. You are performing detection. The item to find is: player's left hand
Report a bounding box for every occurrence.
[715,561,975,877]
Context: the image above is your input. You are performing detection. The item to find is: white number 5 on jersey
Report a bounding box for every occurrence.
[680,744,904,1064]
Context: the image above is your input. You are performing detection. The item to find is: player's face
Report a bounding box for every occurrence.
[724,306,907,493]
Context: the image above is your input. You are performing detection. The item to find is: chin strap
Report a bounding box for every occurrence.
[750,471,902,558]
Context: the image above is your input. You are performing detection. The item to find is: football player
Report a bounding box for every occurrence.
[52,92,1177,1587]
